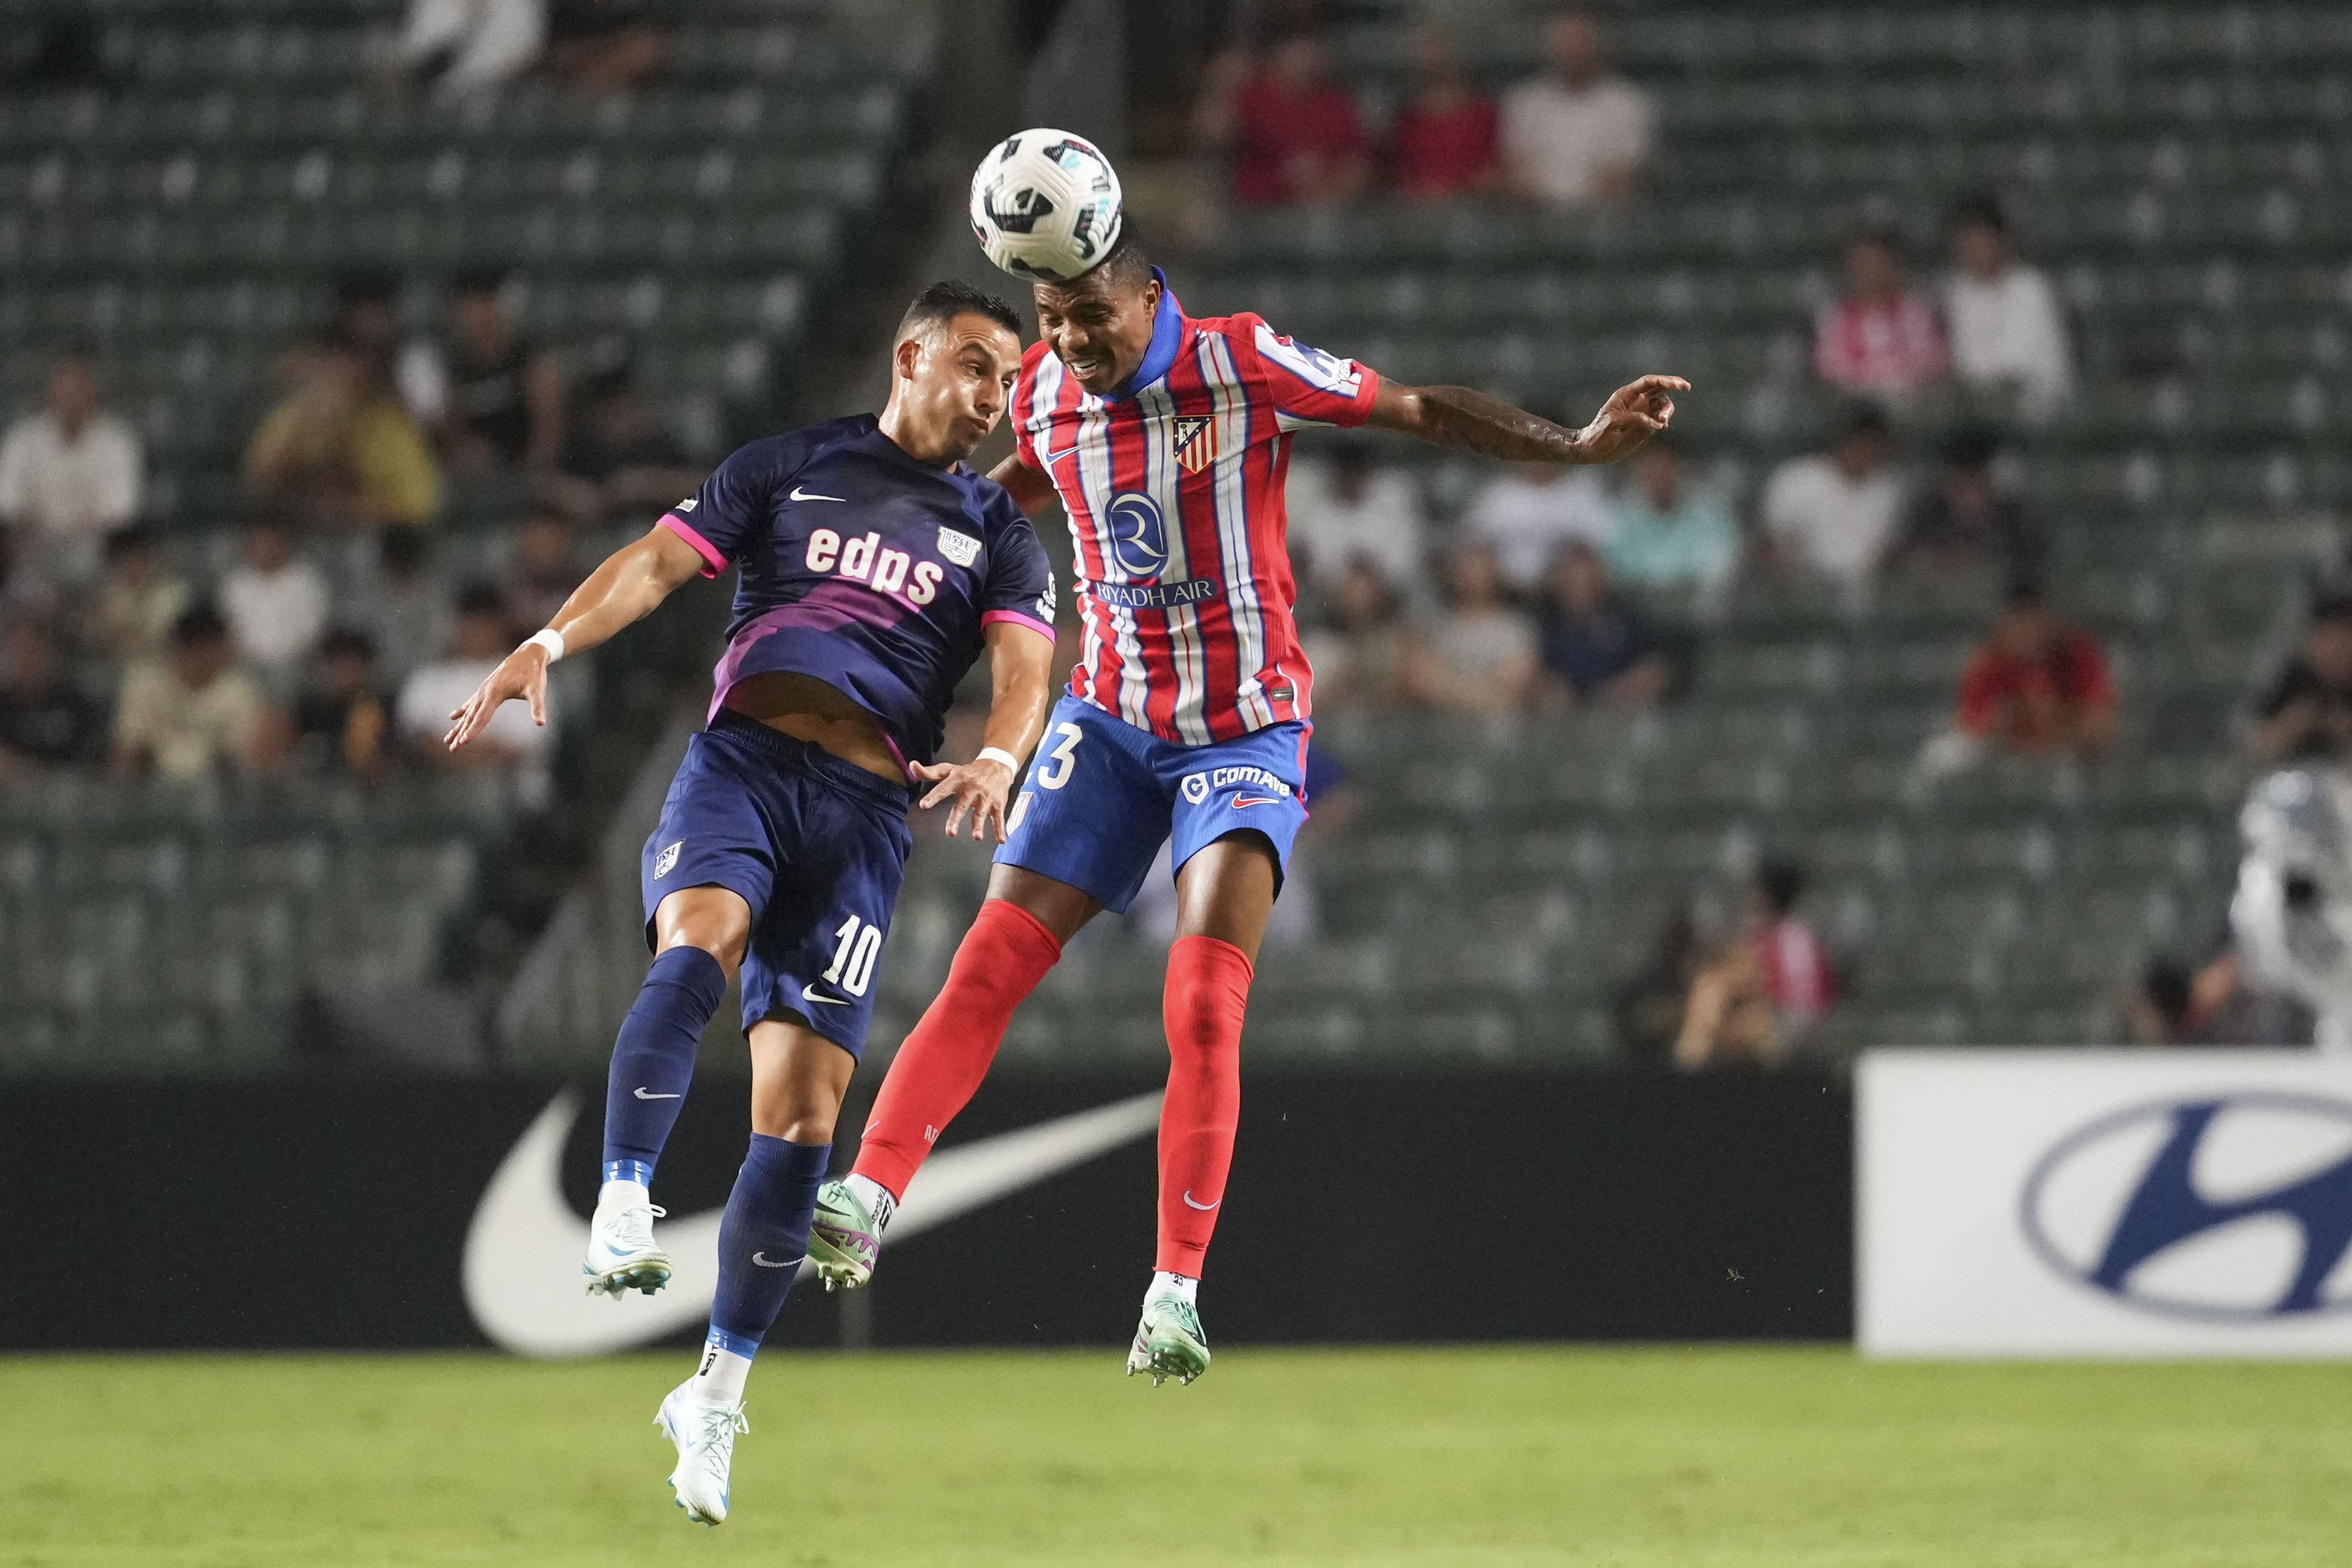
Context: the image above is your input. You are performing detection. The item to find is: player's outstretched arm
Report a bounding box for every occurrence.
[912,619,1055,842]
[443,524,708,751]
[1365,374,1690,466]
[984,453,1061,519]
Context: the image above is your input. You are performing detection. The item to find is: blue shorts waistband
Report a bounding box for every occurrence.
[706,710,913,811]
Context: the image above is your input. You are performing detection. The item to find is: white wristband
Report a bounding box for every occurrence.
[524,628,566,663]
[976,746,1021,773]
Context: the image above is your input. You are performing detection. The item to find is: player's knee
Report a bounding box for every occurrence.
[657,924,746,976]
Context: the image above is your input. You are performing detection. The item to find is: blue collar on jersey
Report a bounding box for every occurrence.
[1103,268,1185,401]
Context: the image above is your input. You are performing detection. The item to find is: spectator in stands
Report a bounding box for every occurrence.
[501,506,587,632]
[1614,902,1702,1064]
[245,341,441,530]
[0,620,102,777]
[0,350,143,585]
[219,516,330,692]
[2122,957,2198,1045]
[544,0,667,94]
[391,0,546,100]
[1284,441,1427,598]
[1303,559,1412,715]
[1813,226,1948,414]
[1760,405,1904,594]
[112,606,284,783]
[0,530,55,627]
[1534,542,1670,710]
[407,272,565,474]
[2250,600,2352,764]
[1461,457,1613,593]
[1385,24,1500,200]
[1605,442,1740,612]
[82,527,190,663]
[397,584,553,793]
[1885,426,2044,585]
[349,528,453,686]
[1500,11,1653,208]
[1944,194,2073,424]
[1942,585,2117,762]
[293,629,392,780]
[1404,544,1537,713]
[1207,28,1370,207]
[1673,862,1835,1068]
[547,368,698,521]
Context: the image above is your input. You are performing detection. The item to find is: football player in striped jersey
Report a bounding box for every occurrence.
[810,235,1684,1383]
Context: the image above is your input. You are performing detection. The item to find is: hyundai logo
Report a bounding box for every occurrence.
[2019,1092,2352,1322]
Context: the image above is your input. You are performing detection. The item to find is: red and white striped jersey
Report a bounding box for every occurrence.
[1014,278,1381,744]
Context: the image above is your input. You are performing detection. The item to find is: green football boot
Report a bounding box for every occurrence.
[1125,1287,1211,1387]
[807,1179,880,1291]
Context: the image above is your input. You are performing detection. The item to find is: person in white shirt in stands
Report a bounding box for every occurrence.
[1500,11,1654,208]
[0,352,143,586]
[219,516,330,694]
[1461,458,1614,594]
[1283,442,1427,598]
[1943,192,2074,424]
[1760,405,1905,596]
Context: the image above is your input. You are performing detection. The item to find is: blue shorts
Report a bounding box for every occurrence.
[640,713,913,1057]
[995,695,1312,915]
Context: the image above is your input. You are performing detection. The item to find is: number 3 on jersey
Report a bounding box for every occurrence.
[1034,721,1083,790]
[821,914,884,997]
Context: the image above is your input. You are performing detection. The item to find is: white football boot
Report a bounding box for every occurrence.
[583,1195,671,1297]
[655,1381,746,1526]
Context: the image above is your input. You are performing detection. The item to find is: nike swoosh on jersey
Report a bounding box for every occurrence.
[462,1087,1163,1356]
[633,1087,681,1100]
[1231,796,1282,809]
[799,983,850,1006]
[789,486,845,502]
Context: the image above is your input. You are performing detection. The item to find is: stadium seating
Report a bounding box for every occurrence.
[0,0,936,1072]
[858,2,2346,1062]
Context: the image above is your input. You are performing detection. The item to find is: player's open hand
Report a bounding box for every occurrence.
[444,645,551,752]
[914,754,1018,842]
[1574,374,1690,465]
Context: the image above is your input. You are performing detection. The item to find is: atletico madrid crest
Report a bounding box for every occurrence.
[1171,414,1219,474]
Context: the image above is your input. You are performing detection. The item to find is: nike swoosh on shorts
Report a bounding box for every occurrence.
[800,984,849,1006]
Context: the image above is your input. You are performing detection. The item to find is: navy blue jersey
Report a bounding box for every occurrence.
[661,414,1057,770]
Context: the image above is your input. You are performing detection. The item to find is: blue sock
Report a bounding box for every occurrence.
[708,1134,831,1349]
[601,945,728,1184]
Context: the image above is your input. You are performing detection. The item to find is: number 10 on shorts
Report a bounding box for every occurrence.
[822,915,883,997]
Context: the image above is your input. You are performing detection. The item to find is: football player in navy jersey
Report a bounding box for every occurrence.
[445,281,1056,1526]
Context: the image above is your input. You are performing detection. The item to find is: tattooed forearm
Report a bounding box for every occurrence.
[1408,385,1590,463]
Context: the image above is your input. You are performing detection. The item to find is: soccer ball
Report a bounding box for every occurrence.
[968,129,1123,283]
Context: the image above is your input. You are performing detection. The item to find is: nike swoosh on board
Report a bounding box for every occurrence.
[798,984,849,1006]
[789,486,845,502]
[462,1087,1163,1357]
[633,1088,681,1099]
[1182,1190,1221,1211]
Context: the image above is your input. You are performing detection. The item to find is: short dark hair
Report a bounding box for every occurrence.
[171,605,229,646]
[320,627,376,662]
[1835,404,1891,444]
[336,272,399,308]
[106,525,159,561]
[2312,596,2352,630]
[1845,222,1905,258]
[897,280,1022,343]
[451,268,509,300]
[1939,425,2001,470]
[1758,860,1805,916]
[1949,192,2008,234]
[377,527,429,573]
[1084,229,1154,293]
[2003,581,2046,611]
[454,583,507,620]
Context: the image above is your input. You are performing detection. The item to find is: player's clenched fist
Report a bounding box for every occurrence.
[914,754,1019,841]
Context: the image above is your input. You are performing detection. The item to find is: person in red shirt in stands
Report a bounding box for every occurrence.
[1221,28,1370,207]
[1813,224,1949,415]
[1386,24,1499,199]
[1955,584,2116,756]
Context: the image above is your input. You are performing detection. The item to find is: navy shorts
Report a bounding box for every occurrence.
[640,712,913,1057]
[995,694,1312,915]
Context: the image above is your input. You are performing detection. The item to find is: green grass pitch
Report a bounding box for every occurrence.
[4,1346,2347,1567]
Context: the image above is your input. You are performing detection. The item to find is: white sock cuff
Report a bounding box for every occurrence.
[843,1172,896,1232]
[1152,1270,1200,1306]
[598,1178,651,1211]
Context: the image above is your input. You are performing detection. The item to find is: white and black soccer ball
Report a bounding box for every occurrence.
[968,129,1123,283]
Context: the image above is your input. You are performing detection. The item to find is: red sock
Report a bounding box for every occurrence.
[852,899,1061,1200]
[1156,934,1252,1277]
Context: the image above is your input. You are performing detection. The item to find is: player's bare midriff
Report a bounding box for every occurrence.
[721,671,902,783]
